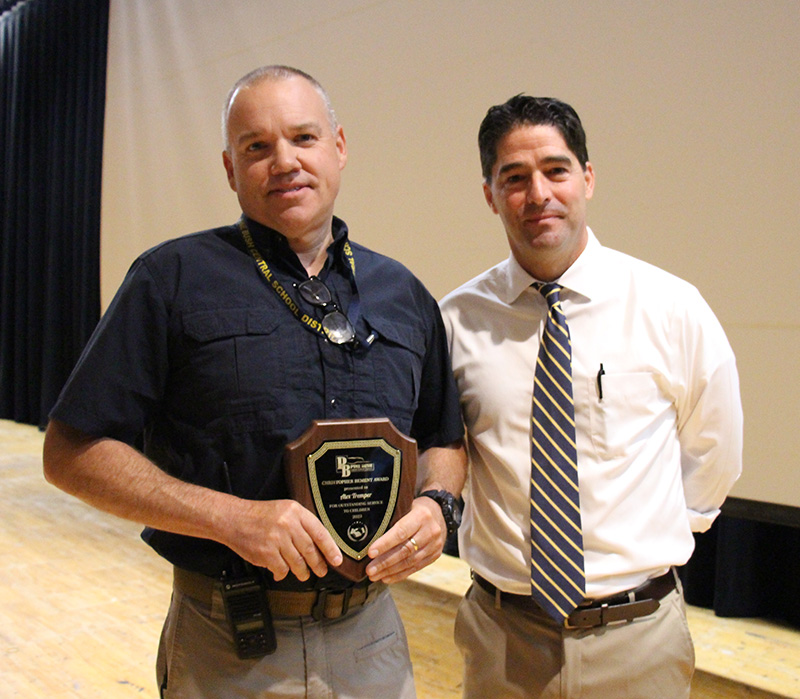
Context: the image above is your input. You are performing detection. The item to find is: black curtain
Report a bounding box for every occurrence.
[0,0,109,428]
[680,500,800,628]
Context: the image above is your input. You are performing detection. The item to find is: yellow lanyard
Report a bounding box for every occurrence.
[238,218,360,341]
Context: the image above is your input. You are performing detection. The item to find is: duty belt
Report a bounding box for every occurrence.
[173,567,384,621]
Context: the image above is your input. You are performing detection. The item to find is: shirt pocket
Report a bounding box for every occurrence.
[587,371,665,459]
[363,316,425,428]
[181,308,287,405]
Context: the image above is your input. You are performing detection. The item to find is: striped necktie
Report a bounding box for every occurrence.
[530,282,585,622]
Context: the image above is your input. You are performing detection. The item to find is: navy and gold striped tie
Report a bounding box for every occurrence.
[530,282,585,622]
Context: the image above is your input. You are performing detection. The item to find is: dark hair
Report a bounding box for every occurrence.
[478,95,589,181]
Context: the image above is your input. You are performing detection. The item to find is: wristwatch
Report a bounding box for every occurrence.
[419,489,462,536]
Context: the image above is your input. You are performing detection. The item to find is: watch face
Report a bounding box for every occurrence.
[440,493,461,533]
[449,504,462,531]
[421,490,461,534]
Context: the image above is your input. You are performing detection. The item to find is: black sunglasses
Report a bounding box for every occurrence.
[296,276,356,345]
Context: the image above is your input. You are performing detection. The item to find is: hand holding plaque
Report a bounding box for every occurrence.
[284,418,417,581]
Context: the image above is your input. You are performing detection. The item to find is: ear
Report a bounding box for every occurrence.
[583,161,595,200]
[222,150,237,192]
[335,125,348,171]
[483,181,498,214]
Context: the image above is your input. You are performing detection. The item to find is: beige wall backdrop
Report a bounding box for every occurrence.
[101,0,800,508]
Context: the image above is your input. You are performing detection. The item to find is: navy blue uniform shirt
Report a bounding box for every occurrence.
[51,216,463,578]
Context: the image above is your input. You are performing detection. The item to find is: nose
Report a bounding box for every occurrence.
[270,139,300,175]
[527,173,550,206]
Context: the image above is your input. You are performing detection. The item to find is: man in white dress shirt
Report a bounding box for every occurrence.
[439,95,743,698]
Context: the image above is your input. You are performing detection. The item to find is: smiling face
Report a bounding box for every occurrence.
[222,75,347,251]
[484,123,594,281]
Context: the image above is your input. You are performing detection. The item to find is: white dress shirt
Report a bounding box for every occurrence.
[440,229,743,598]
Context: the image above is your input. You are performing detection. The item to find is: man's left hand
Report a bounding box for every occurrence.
[364,495,446,584]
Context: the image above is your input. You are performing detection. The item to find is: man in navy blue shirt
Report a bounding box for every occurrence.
[43,65,465,698]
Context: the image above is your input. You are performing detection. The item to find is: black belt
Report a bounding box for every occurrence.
[173,567,385,621]
[473,570,677,629]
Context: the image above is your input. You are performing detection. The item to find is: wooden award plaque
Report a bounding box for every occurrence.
[285,418,417,582]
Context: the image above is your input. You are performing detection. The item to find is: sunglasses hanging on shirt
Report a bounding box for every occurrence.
[295,276,356,345]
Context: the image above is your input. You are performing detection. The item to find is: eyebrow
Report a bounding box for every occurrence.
[291,121,324,135]
[235,130,263,146]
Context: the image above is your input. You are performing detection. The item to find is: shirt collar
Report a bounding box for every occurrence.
[503,227,604,304]
[327,216,352,268]
[242,214,351,273]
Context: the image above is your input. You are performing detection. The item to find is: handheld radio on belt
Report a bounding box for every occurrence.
[220,569,277,659]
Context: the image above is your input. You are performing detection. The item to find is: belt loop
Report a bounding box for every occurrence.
[312,589,330,621]
[341,588,353,616]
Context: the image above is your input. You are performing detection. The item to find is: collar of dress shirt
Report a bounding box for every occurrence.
[502,227,603,305]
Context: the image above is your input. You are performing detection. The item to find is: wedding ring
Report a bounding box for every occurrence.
[409,537,419,552]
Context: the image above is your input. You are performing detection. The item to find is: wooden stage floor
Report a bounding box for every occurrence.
[2,419,798,698]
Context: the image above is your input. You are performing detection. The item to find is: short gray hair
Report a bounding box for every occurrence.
[221,65,338,151]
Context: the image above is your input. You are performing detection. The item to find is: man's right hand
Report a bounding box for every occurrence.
[220,498,343,581]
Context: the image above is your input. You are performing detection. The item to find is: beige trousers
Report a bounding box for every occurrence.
[455,580,694,699]
[157,584,415,699]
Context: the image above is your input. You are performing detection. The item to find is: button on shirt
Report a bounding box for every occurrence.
[440,229,742,599]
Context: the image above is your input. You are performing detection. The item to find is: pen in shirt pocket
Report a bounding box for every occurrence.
[596,363,605,400]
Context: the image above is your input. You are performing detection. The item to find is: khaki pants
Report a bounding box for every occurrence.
[455,581,694,699]
[157,584,415,699]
